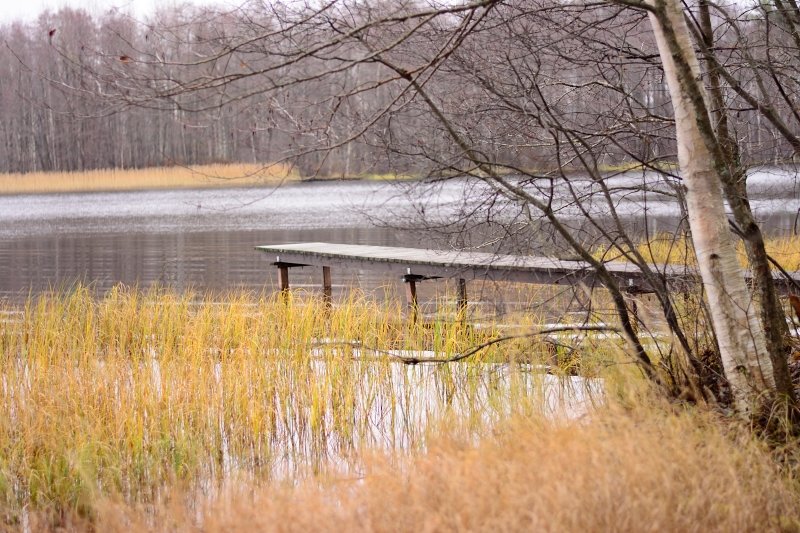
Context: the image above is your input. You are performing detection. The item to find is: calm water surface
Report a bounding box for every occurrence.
[1,171,798,302]
[0,181,425,301]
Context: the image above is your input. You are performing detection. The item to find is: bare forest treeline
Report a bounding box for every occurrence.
[0,6,396,175]
[1,2,798,176]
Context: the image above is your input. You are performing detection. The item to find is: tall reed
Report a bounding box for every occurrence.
[0,285,607,526]
[41,401,800,532]
[194,403,800,533]
[597,232,800,271]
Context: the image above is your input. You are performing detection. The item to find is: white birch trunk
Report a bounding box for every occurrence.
[648,0,776,414]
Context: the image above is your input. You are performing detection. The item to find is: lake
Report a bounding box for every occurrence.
[1,170,798,303]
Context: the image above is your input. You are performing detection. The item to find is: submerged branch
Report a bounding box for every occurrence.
[312,325,621,365]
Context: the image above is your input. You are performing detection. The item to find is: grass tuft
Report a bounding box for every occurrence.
[595,232,800,272]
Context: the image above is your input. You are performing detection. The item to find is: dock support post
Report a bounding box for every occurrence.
[273,259,307,303]
[627,296,639,335]
[625,281,655,335]
[457,278,468,319]
[278,265,290,301]
[406,278,419,324]
[402,272,440,324]
[322,266,332,307]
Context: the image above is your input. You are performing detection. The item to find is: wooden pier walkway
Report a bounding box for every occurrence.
[257,242,691,284]
[256,243,800,311]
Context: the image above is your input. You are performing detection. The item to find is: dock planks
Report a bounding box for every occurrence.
[256,242,800,294]
[256,242,693,288]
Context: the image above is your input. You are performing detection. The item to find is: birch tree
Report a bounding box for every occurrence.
[645,0,781,416]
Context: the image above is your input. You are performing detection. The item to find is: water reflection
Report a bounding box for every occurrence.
[0,227,409,301]
[1,173,797,302]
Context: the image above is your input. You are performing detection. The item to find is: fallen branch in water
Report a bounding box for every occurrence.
[311,325,621,365]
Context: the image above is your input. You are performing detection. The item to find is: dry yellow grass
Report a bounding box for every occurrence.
[0,163,300,194]
[4,286,799,532]
[761,235,800,272]
[596,233,800,272]
[3,285,596,527]
[46,404,800,532]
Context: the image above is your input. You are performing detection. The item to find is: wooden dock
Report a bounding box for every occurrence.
[255,243,800,311]
[256,242,695,284]
[256,242,678,317]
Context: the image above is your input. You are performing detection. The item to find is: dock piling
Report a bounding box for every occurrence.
[278,264,290,293]
[457,278,468,319]
[273,258,308,302]
[322,266,332,306]
[404,272,420,323]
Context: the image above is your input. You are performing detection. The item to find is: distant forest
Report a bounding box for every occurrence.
[1,3,797,176]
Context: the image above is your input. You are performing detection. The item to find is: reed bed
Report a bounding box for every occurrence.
[203,405,800,532]
[2,286,797,531]
[49,403,800,532]
[598,232,800,272]
[0,163,299,195]
[0,285,612,528]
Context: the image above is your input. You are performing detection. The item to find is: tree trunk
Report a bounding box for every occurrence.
[696,0,796,406]
[648,0,777,416]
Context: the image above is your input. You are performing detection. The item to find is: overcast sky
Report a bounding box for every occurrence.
[1,0,228,23]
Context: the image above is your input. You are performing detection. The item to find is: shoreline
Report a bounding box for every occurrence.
[0,163,423,196]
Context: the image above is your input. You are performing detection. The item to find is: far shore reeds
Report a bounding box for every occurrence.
[0,163,300,195]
